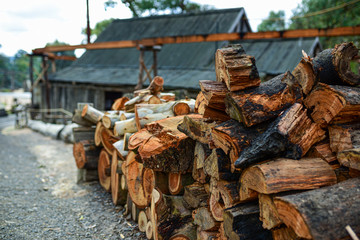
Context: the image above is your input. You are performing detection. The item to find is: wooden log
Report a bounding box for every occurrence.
[192,207,220,231]
[159,92,176,102]
[168,172,194,195]
[111,151,127,205]
[215,44,260,91]
[183,182,209,209]
[72,109,94,127]
[73,140,100,170]
[135,102,175,131]
[120,112,135,120]
[123,132,133,151]
[138,210,148,232]
[129,116,196,172]
[146,221,153,239]
[212,119,264,171]
[169,221,197,240]
[239,158,336,202]
[98,149,111,192]
[202,106,231,122]
[72,126,95,143]
[113,118,138,136]
[304,83,360,126]
[199,80,228,111]
[132,202,140,222]
[135,76,164,96]
[258,194,282,230]
[177,114,217,145]
[102,112,121,129]
[217,180,240,208]
[306,139,337,163]
[192,142,211,183]
[235,103,326,169]
[194,91,205,114]
[76,168,98,183]
[223,202,272,240]
[328,122,360,153]
[337,148,360,171]
[197,229,219,240]
[274,177,360,240]
[313,42,360,86]
[81,104,104,124]
[292,56,317,95]
[123,192,132,216]
[209,187,224,221]
[204,148,240,181]
[112,139,128,161]
[100,127,120,156]
[125,94,162,113]
[225,73,303,127]
[272,225,299,240]
[111,97,129,111]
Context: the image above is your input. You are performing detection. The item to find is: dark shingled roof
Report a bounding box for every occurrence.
[50,8,321,90]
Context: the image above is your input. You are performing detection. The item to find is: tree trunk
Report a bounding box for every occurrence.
[235,103,326,169]
[98,149,111,192]
[215,45,260,91]
[225,73,303,127]
[73,140,100,170]
[239,158,336,202]
[81,104,104,124]
[274,177,360,240]
[313,42,360,86]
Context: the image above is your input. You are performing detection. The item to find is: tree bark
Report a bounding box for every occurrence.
[72,109,94,127]
[199,80,228,111]
[328,122,360,153]
[81,104,104,124]
[337,148,360,171]
[274,177,360,240]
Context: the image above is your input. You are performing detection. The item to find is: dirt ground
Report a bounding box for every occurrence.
[0,117,145,240]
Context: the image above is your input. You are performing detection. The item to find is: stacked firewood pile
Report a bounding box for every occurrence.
[72,42,360,240]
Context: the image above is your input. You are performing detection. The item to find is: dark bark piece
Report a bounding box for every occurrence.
[292,57,317,95]
[337,148,360,171]
[239,158,336,202]
[73,140,100,169]
[328,122,360,153]
[183,182,209,209]
[274,177,360,240]
[304,83,360,126]
[212,119,268,171]
[72,126,95,143]
[235,103,325,169]
[177,114,217,145]
[192,207,220,231]
[199,80,228,110]
[313,42,360,86]
[215,44,261,91]
[223,202,273,240]
[225,73,303,127]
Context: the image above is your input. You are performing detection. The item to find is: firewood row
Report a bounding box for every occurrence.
[72,42,360,240]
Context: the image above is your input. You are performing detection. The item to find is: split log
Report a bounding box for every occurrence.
[72,126,95,143]
[81,104,104,124]
[134,102,175,131]
[328,122,360,153]
[194,91,206,114]
[146,221,153,239]
[271,226,299,240]
[98,149,111,192]
[120,112,135,120]
[235,103,326,169]
[212,119,264,171]
[168,172,194,195]
[125,94,162,113]
[112,139,128,161]
[113,118,138,136]
[209,187,224,221]
[215,44,260,91]
[239,158,336,202]
[123,132,133,151]
[223,202,272,240]
[204,148,240,181]
[111,97,129,111]
[169,221,197,240]
[73,140,100,170]
[313,42,360,86]
[183,182,209,209]
[111,151,127,205]
[138,210,148,232]
[192,207,220,231]
[292,56,317,95]
[94,122,104,146]
[258,194,283,230]
[306,139,337,163]
[129,116,196,172]
[201,106,231,122]
[197,230,219,240]
[337,148,360,171]
[192,142,211,183]
[304,83,360,126]
[102,112,121,129]
[100,127,121,156]
[177,114,217,145]
[199,80,228,111]
[135,76,164,96]
[72,109,94,127]
[274,177,360,240]
[225,73,302,127]
[159,92,176,102]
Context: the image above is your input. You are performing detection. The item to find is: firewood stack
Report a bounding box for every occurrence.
[72,42,360,240]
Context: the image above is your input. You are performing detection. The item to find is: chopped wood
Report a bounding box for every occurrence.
[328,122,360,153]
[102,112,121,129]
[169,221,197,240]
[202,105,231,122]
[183,182,209,209]
[215,44,260,91]
[235,103,326,169]
[313,42,360,86]
[123,132,133,151]
[159,92,176,102]
[113,118,138,136]
[94,122,104,146]
[225,73,302,127]
[192,142,211,183]
[72,109,94,127]
[223,202,272,240]
[271,225,299,240]
[209,187,224,221]
[192,207,220,231]
[73,140,100,170]
[146,221,153,239]
[204,148,240,181]
[168,172,194,195]
[304,83,360,126]
[81,104,104,124]
[172,99,195,116]
[337,148,360,171]
[72,126,95,143]
[134,102,175,131]
[239,158,336,202]
[111,97,129,111]
[197,229,219,240]
[199,80,228,110]
[138,210,148,232]
[112,139,128,161]
[292,56,317,95]
[258,194,283,230]
[274,177,360,240]
[111,152,127,205]
[120,112,135,121]
[306,139,337,163]
[125,94,162,112]
[135,76,164,96]
[98,149,111,192]
[100,127,121,156]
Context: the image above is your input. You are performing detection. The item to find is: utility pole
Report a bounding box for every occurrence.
[86,0,91,44]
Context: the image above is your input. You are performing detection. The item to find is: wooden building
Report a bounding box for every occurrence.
[45,8,321,112]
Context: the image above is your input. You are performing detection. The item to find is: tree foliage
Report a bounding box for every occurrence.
[257,10,286,32]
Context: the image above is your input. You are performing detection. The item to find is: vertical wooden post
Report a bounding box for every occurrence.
[153,48,158,78]
[86,0,91,44]
[42,56,50,113]
[136,49,144,90]
[29,55,34,106]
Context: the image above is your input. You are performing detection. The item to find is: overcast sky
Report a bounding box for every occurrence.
[0,0,302,57]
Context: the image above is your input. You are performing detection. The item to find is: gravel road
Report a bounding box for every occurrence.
[0,117,145,240]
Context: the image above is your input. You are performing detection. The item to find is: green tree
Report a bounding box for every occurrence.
[257,10,286,32]
[290,0,360,48]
